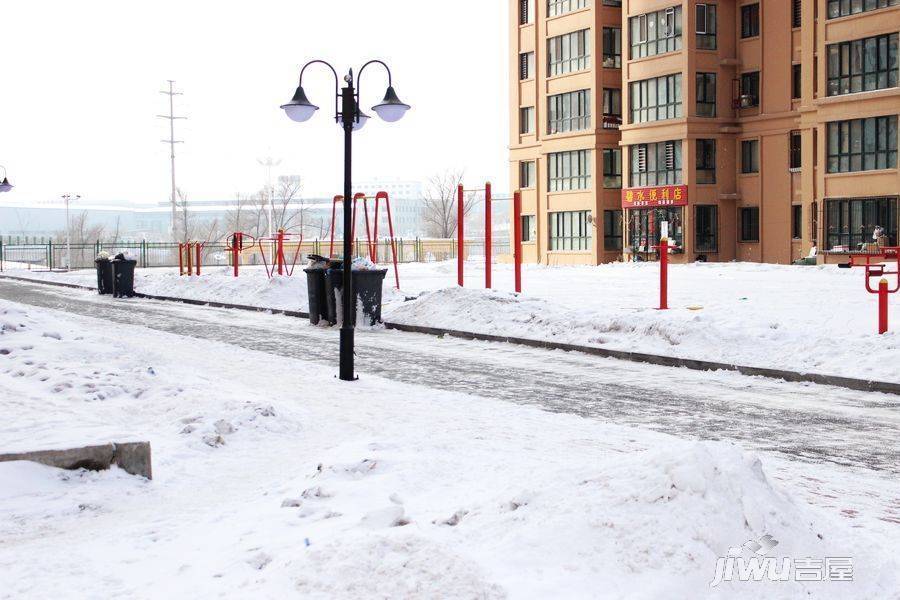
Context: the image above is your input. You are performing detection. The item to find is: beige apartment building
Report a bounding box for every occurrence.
[509,0,900,265]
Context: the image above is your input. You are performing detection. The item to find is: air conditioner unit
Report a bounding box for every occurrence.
[739,94,756,108]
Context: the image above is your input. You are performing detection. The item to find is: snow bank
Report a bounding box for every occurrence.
[11,260,898,382]
[1,298,897,598]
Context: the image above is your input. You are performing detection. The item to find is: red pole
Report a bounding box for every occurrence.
[659,238,669,310]
[186,242,193,276]
[233,233,241,278]
[382,193,400,289]
[513,191,522,294]
[277,230,284,276]
[879,278,889,334]
[485,182,492,289]
[178,243,184,276]
[195,242,202,276]
[457,184,464,287]
[329,195,340,258]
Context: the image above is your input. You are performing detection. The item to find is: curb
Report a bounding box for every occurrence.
[2,273,898,396]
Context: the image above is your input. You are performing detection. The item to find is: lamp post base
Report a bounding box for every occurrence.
[339,326,356,381]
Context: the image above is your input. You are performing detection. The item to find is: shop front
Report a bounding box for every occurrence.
[622,185,688,260]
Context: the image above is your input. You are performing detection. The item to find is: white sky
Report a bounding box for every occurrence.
[0,1,509,205]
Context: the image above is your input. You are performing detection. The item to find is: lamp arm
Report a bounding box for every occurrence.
[354,59,392,112]
[298,59,341,118]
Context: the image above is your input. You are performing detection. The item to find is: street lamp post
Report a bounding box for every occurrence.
[281,59,410,381]
[61,194,80,271]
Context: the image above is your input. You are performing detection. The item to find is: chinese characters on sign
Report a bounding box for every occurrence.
[622,185,688,209]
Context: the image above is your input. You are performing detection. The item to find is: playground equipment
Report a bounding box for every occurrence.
[178,242,203,276]
[456,183,522,293]
[838,247,899,334]
[226,232,253,278]
[327,191,400,288]
[257,229,304,278]
[651,236,671,311]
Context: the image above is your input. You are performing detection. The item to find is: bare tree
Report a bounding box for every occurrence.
[175,187,192,243]
[272,177,308,235]
[422,170,477,238]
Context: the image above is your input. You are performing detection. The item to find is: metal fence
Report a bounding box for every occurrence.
[0,237,512,271]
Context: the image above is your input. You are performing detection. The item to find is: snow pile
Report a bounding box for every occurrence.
[11,259,899,381]
[0,298,897,598]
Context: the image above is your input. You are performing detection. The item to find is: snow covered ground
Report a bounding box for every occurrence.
[1,297,898,599]
[10,259,898,383]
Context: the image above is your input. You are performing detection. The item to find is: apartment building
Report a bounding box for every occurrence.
[509,0,900,265]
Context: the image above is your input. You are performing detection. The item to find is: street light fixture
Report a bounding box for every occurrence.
[281,59,410,382]
[0,166,13,193]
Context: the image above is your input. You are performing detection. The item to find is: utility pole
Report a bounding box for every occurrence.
[257,156,281,238]
[61,193,80,271]
[158,81,186,242]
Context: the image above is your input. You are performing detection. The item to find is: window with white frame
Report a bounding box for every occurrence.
[548,30,591,76]
[548,90,591,134]
[550,210,592,250]
[629,5,682,59]
[548,149,591,191]
[630,73,683,123]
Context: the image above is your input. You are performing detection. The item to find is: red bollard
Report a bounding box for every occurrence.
[457,184,464,287]
[185,243,193,276]
[878,278,889,335]
[178,243,184,276]
[195,242,202,276]
[232,233,242,278]
[276,229,285,276]
[513,191,522,294]
[485,182,492,289]
[659,238,669,310]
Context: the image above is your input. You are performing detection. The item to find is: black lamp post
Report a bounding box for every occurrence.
[0,166,13,193]
[281,60,410,381]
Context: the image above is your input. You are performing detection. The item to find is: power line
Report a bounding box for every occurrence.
[158,80,187,241]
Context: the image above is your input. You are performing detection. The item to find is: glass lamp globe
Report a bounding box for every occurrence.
[372,86,411,123]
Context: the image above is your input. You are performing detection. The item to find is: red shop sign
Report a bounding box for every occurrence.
[621,185,688,209]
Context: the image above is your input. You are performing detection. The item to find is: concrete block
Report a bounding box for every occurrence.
[0,441,152,479]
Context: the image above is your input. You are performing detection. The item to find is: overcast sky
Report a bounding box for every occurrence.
[0,1,509,205]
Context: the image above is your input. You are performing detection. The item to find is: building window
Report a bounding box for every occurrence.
[601,0,622,5]
[792,64,801,99]
[519,52,534,80]
[548,0,588,18]
[629,6,683,59]
[629,208,683,251]
[630,141,682,187]
[740,207,760,242]
[548,90,590,134]
[695,205,718,252]
[827,116,898,173]
[548,149,591,191]
[602,88,622,128]
[741,139,760,174]
[520,161,536,188]
[826,197,897,250]
[521,215,535,243]
[519,0,534,24]
[739,71,760,107]
[827,0,899,19]
[791,205,802,239]
[630,74,683,123]
[548,30,590,76]
[826,34,899,97]
[696,139,716,184]
[792,0,801,27]
[696,72,716,117]
[603,148,622,188]
[696,3,717,50]
[602,27,622,68]
[790,131,802,169]
[741,4,760,39]
[549,210,592,250]
[603,210,623,250]
[520,107,534,134]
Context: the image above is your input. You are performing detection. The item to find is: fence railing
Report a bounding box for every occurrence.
[0,237,512,271]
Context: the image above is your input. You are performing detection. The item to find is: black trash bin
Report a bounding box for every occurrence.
[111,256,137,298]
[95,257,114,295]
[304,266,329,325]
[326,267,388,326]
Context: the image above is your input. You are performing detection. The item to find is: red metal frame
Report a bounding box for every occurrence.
[326,191,401,289]
[485,182,492,289]
[256,230,304,279]
[457,184,464,287]
[178,242,203,277]
[841,247,899,334]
